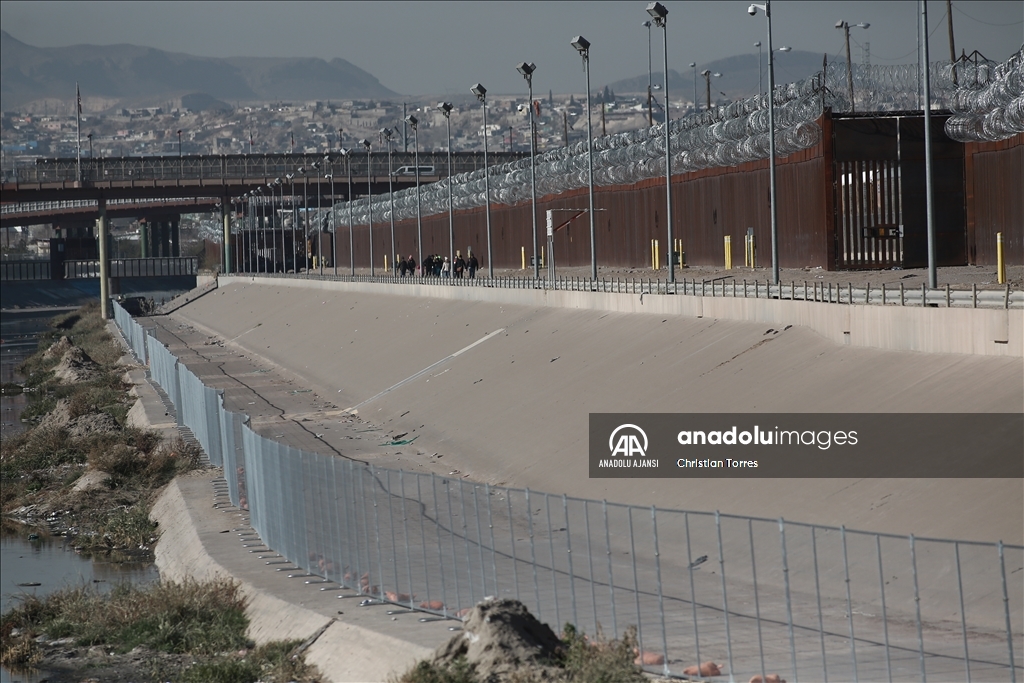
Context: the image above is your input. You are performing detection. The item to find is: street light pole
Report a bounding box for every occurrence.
[314,161,323,276]
[362,139,374,277]
[755,42,763,95]
[471,84,493,278]
[177,129,183,177]
[571,36,598,280]
[343,150,354,276]
[749,1,781,285]
[648,2,674,281]
[286,174,297,273]
[274,178,284,273]
[643,21,654,127]
[517,62,540,278]
[326,167,336,276]
[381,128,396,273]
[406,115,423,275]
[299,166,310,275]
[920,0,937,289]
[690,62,698,113]
[437,102,455,268]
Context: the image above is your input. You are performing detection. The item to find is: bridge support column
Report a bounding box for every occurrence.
[97,198,110,319]
[140,221,150,258]
[222,200,231,274]
[171,218,180,257]
[159,220,168,257]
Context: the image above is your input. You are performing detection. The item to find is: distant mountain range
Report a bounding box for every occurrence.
[1,30,832,114]
[0,30,398,112]
[607,50,830,101]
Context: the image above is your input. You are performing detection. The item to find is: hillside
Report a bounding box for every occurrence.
[606,49,828,101]
[0,30,398,111]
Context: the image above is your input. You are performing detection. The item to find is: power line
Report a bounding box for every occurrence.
[854,9,949,63]
[953,2,1023,27]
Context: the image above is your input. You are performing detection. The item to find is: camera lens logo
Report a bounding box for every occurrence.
[609,424,648,458]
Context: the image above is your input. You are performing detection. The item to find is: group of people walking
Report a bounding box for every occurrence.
[398,251,478,279]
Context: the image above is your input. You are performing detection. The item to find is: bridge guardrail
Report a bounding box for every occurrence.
[0,260,51,281]
[10,152,529,185]
[64,257,198,279]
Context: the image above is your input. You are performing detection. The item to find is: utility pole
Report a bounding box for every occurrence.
[563,110,569,147]
[946,0,958,85]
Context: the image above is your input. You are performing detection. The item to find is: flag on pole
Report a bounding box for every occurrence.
[76,83,82,114]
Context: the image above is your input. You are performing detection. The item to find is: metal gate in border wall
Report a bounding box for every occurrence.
[832,114,967,270]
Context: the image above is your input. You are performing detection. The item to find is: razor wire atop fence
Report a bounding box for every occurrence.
[945,46,1024,142]
[321,52,1022,233]
[327,73,830,230]
[114,298,1023,682]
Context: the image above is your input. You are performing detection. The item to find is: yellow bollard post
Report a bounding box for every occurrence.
[651,240,655,270]
[522,246,526,270]
[997,232,1006,284]
[384,254,388,273]
[540,246,545,268]
[654,240,660,271]
[725,236,732,270]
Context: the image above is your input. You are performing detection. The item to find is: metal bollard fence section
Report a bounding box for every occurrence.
[120,308,1023,683]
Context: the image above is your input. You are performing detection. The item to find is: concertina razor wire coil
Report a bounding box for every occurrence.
[319,50,1021,229]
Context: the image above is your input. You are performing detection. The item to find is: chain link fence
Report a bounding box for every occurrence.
[114,300,1022,681]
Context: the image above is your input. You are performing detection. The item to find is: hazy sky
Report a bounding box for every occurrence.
[2,1,1021,96]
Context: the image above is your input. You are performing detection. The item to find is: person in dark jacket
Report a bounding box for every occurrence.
[454,252,465,278]
[467,252,479,279]
[399,255,409,277]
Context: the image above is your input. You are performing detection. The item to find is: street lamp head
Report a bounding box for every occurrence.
[642,20,651,28]
[646,2,668,20]
[437,101,453,117]
[701,69,711,77]
[516,61,536,77]
[286,173,294,180]
[754,41,761,48]
[571,35,590,54]
[360,139,371,149]
[324,173,332,180]
[778,46,792,52]
[835,20,846,29]
[689,62,696,68]
[380,127,392,141]
[405,114,418,129]
[297,167,305,174]
[274,178,282,185]
[714,72,722,77]
[177,129,182,136]
[339,148,349,157]
[856,22,870,28]
[471,83,487,101]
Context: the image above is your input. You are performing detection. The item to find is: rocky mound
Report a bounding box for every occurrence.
[36,399,119,437]
[42,335,74,361]
[429,598,564,681]
[53,346,99,384]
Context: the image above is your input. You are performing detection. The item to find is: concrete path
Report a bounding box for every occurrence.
[163,279,1023,544]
